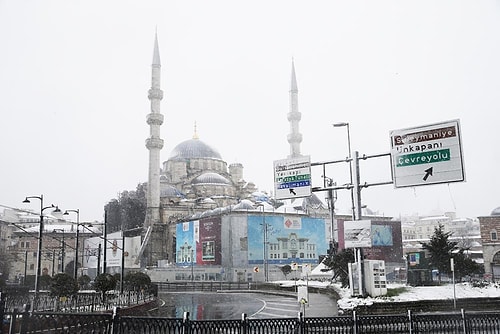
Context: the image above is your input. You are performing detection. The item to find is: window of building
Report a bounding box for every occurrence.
[491,230,498,241]
[29,264,34,270]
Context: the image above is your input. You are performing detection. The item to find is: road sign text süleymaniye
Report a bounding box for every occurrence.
[390,119,465,188]
[274,156,312,200]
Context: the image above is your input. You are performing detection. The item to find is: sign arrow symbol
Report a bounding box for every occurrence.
[423,167,433,181]
[289,189,296,195]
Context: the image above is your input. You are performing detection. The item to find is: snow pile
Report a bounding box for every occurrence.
[272,279,500,312]
[336,282,500,311]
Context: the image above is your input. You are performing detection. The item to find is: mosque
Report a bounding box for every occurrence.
[140,34,334,279]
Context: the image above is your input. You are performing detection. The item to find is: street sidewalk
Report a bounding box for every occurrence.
[300,292,338,317]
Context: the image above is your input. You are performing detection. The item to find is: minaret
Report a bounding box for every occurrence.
[145,33,164,227]
[287,59,303,158]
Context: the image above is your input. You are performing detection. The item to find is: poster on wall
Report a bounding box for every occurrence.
[176,217,222,266]
[106,231,122,267]
[83,236,101,269]
[176,221,197,265]
[344,220,372,248]
[371,225,393,246]
[124,235,142,269]
[82,232,141,270]
[247,215,328,265]
[337,219,403,263]
[197,217,221,264]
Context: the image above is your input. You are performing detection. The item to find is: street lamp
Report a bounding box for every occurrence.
[191,249,194,283]
[332,122,355,220]
[332,123,367,296]
[324,176,337,255]
[255,203,268,282]
[22,195,60,303]
[63,209,80,279]
[53,228,66,273]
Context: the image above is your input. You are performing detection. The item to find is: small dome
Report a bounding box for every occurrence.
[233,200,256,211]
[291,194,326,210]
[491,207,500,216]
[169,138,222,161]
[192,172,230,185]
[160,184,185,198]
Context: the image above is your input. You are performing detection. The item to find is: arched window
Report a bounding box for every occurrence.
[493,251,500,264]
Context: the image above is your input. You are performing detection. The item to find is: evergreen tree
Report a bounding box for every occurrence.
[280,265,292,279]
[105,183,147,232]
[93,273,117,302]
[453,250,483,281]
[322,248,355,288]
[50,273,78,298]
[123,272,152,292]
[420,224,457,282]
[77,274,92,290]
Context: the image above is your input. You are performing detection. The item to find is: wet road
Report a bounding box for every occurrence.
[154,292,338,320]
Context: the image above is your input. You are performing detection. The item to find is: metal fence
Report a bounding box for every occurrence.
[2,291,155,313]
[3,307,500,334]
[155,281,255,292]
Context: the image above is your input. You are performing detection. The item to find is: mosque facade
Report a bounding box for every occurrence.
[143,35,308,268]
[155,131,260,265]
[142,36,404,282]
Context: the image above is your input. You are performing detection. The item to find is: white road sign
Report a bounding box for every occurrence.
[390,119,465,188]
[344,220,372,248]
[274,156,312,200]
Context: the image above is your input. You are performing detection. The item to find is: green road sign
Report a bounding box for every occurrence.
[390,119,465,188]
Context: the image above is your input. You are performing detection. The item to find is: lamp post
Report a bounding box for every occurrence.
[63,209,80,279]
[332,122,355,220]
[53,228,66,273]
[22,195,60,304]
[324,176,337,255]
[52,249,56,276]
[103,210,108,275]
[191,249,194,283]
[23,250,28,286]
[255,203,268,282]
[121,230,126,293]
[332,123,365,296]
[263,219,268,282]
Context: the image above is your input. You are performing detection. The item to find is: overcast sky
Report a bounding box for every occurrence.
[1,1,499,222]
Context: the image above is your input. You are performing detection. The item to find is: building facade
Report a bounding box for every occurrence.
[479,208,500,281]
[2,208,102,282]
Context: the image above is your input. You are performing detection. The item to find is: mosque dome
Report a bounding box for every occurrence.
[192,172,230,185]
[491,207,500,216]
[233,199,256,211]
[169,138,222,161]
[160,184,185,198]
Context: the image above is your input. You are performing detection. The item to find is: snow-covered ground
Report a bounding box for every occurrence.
[274,279,500,311]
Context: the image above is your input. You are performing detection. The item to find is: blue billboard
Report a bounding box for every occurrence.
[247,215,328,265]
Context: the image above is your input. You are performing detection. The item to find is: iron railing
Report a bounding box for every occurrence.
[3,306,500,334]
[2,290,155,313]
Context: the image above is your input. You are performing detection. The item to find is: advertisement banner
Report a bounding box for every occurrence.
[344,220,372,248]
[176,221,196,265]
[247,215,328,265]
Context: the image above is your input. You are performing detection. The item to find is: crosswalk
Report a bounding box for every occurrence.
[250,297,301,319]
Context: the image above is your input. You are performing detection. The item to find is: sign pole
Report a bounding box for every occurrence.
[352,151,365,296]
